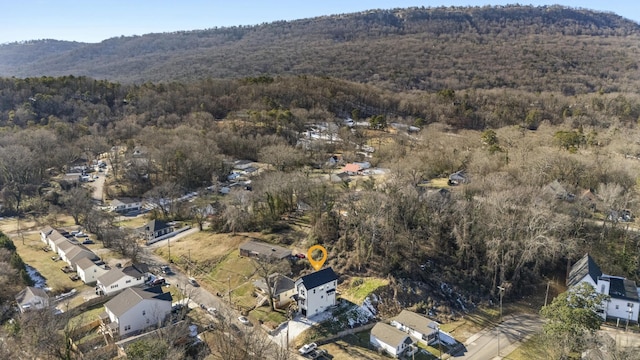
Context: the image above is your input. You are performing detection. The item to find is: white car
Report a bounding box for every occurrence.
[207,307,217,315]
[238,316,250,325]
[298,343,318,355]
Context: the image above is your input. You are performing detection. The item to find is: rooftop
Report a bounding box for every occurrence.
[371,322,414,348]
[104,286,172,318]
[567,253,602,287]
[391,310,438,336]
[298,267,338,290]
[239,240,291,260]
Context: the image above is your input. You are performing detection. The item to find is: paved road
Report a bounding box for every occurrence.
[454,313,543,359]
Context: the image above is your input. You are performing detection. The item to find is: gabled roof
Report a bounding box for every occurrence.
[98,266,143,287]
[239,240,292,260]
[343,163,361,173]
[567,254,602,287]
[607,277,640,302]
[391,310,438,335]
[145,219,170,233]
[40,226,55,236]
[112,197,141,206]
[65,245,98,264]
[15,286,49,305]
[104,286,172,318]
[371,322,413,348]
[253,273,295,296]
[55,238,76,253]
[298,267,338,290]
[75,257,99,271]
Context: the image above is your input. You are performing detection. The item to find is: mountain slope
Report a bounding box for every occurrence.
[1,5,639,93]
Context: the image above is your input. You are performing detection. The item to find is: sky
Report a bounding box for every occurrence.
[1,1,639,44]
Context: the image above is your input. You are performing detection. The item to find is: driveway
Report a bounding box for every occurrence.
[453,313,543,359]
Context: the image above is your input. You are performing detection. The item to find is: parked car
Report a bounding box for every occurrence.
[82,239,94,245]
[238,316,250,325]
[295,253,306,259]
[151,277,166,286]
[188,277,199,287]
[298,343,318,355]
[161,266,173,275]
[207,307,218,316]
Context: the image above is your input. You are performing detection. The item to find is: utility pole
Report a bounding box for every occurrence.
[544,280,550,307]
[497,285,505,358]
[228,276,231,306]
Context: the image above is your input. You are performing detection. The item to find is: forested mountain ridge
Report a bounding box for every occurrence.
[1,5,639,93]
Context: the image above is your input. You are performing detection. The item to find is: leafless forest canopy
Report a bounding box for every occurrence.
[0,7,640,356]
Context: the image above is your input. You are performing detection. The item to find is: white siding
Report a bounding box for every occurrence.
[78,265,108,285]
[606,298,639,322]
[98,274,145,296]
[370,334,400,357]
[116,299,171,336]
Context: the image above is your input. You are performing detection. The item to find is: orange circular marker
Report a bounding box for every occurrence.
[307,245,328,271]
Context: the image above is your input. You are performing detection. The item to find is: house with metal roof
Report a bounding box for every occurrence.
[239,240,292,261]
[370,322,416,358]
[295,267,338,318]
[102,285,172,337]
[568,253,639,323]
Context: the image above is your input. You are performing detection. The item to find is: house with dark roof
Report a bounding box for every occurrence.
[295,267,338,318]
[390,310,439,345]
[142,220,174,242]
[253,273,296,309]
[568,254,639,322]
[15,287,50,313]
[370,322,417,358]
[96,265,147,296]
[239,240,292,261]
[102,285,172,337]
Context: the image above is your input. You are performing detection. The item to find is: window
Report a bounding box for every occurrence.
[313,289,316,294]
[142,310,146,316]
[601,285,605,293]
[126,280,131,284]
[616,305,619,310]
[628,303,634,308]
[124,325,131,331]
[321,295,323,299]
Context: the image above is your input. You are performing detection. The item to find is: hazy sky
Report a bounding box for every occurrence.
[2,1,639,44]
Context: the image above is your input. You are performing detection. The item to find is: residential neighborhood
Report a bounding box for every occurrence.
[4,10,640,358]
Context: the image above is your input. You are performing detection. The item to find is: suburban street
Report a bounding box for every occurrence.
[455,313,543,359]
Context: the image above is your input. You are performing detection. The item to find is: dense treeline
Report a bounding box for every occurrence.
[0,74,639,303]
[1,6,639,93]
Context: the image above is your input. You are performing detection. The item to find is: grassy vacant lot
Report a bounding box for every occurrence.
[340,277,389,305]
[249,305,288,326]
[154,231,250,264]
[114,215,149,229]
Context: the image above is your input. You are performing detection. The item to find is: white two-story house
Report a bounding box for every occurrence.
[76,257,109,285]
[567,253,640,323]
[96,265,146,296]
[103,285,172,337]
[295,267,338,318]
